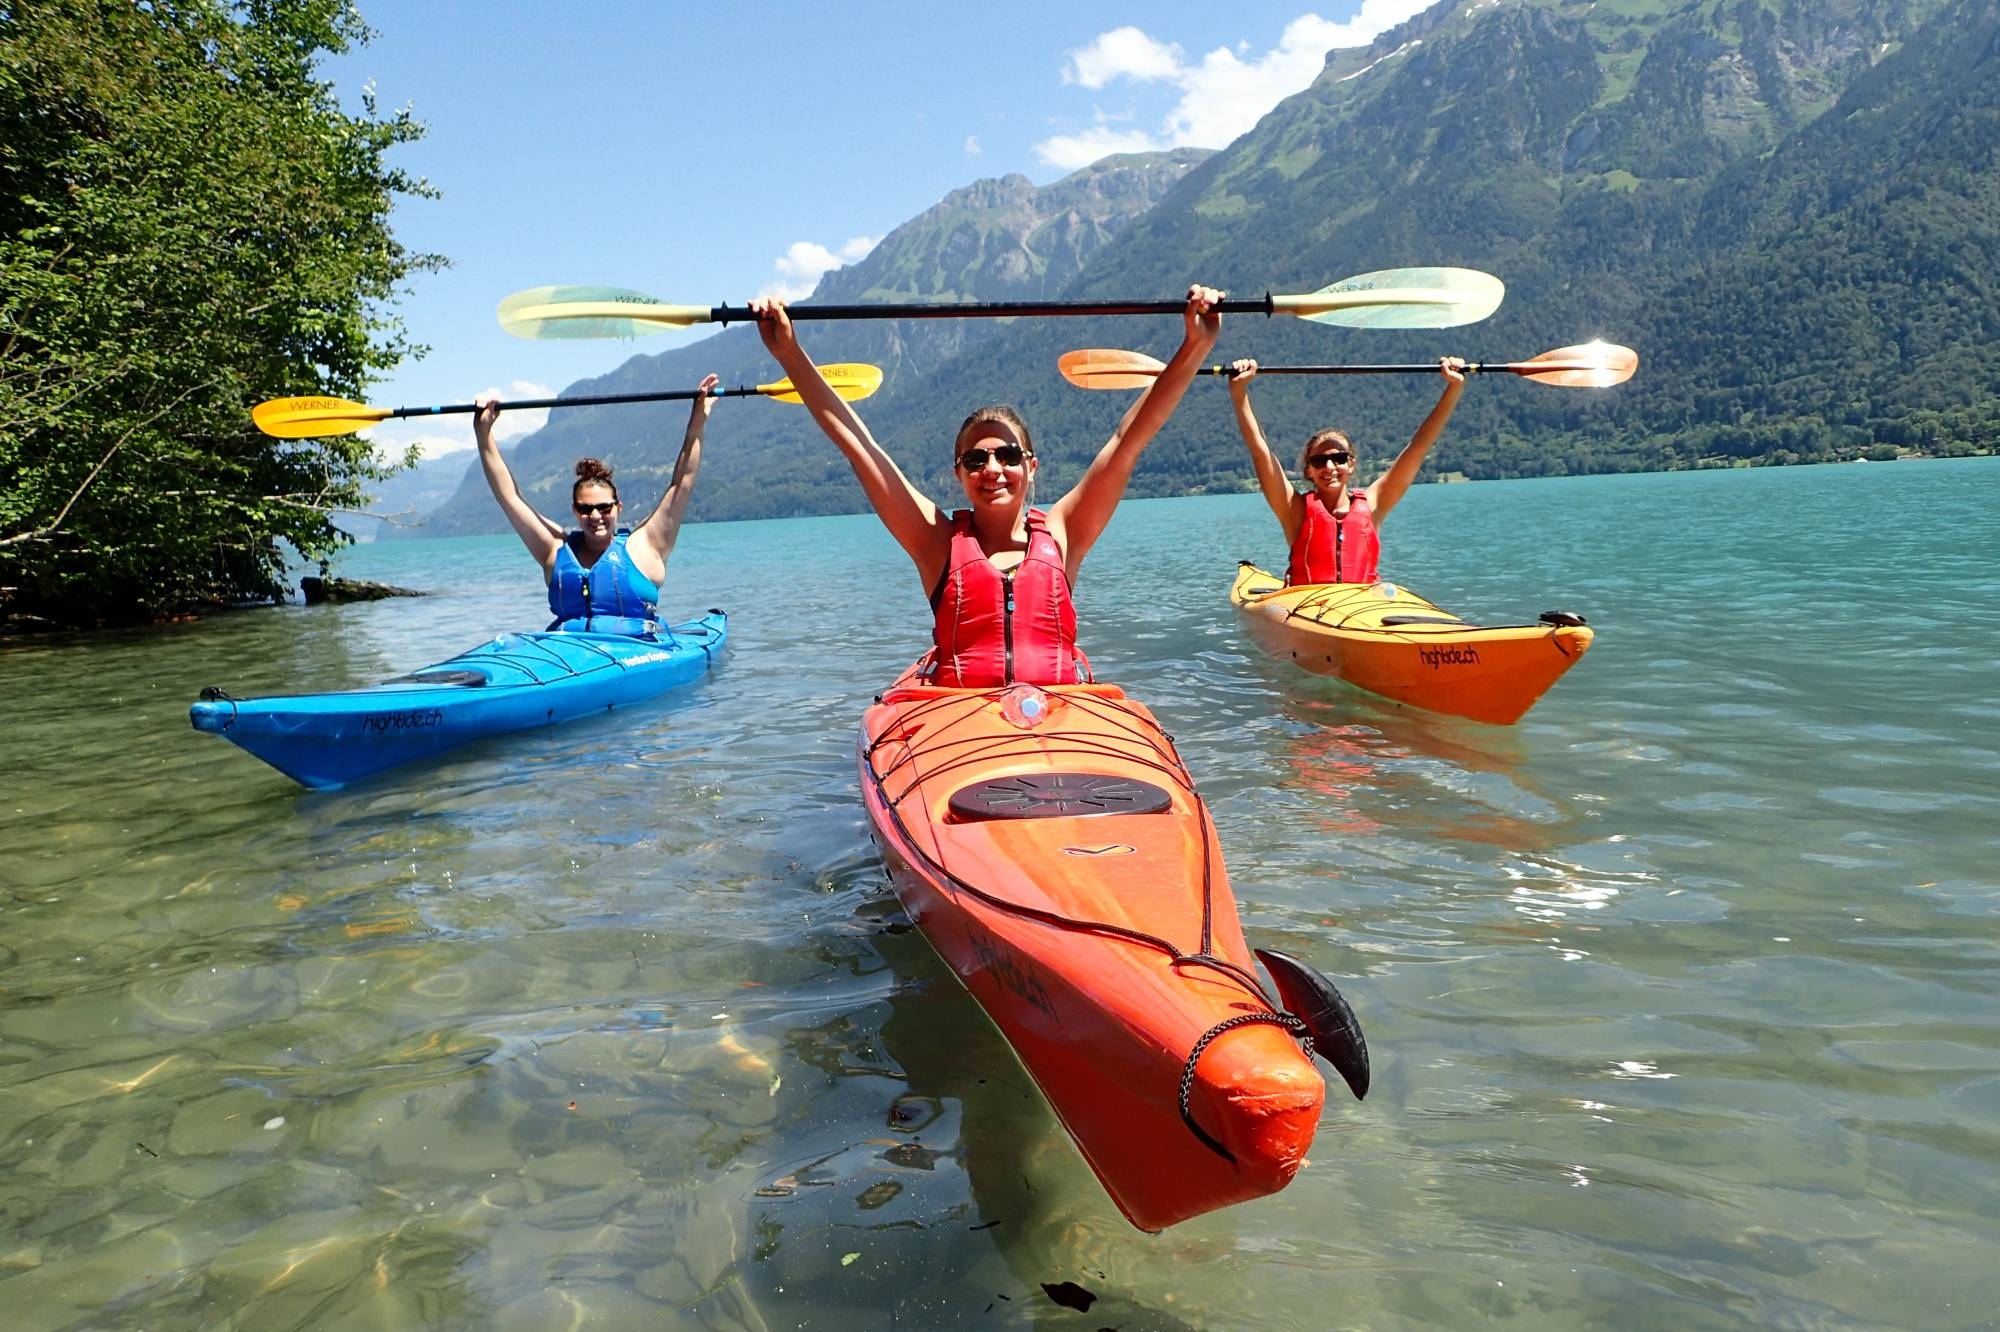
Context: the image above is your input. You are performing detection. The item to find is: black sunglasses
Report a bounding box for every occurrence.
[573,501,617,516]
[1308,451,1353,468]
[956,443,1030,470]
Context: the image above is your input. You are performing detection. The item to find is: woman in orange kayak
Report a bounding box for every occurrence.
[471,375,717,634]
[752,287,1222,684]
[1228,356,1466,585]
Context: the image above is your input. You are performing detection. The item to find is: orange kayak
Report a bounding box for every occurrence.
[1231,563,1593,725]
[859,665,1368,1231]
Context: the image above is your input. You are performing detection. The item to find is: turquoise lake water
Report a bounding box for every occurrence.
[2,458,1996,1330]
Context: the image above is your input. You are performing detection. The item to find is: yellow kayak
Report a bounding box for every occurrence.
[1230,564,1593,725]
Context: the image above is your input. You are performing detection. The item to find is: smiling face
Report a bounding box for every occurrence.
[1299,429,1356,502]
[571,480,620,547]
[952,408,1037,514]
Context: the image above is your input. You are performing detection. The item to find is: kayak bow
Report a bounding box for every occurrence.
[860,665,1366,1230]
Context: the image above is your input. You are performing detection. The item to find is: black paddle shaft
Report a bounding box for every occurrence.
[1198,363,1490,377]
[388,386,762,421]
[704,295,1283,325]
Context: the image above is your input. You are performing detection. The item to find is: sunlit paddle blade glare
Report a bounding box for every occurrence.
[1514,340,1638,387]
[1291,267,1505,329]
[252,396,389,439]
[497,285,707,339]
[760,363,885,404]
[1057,348,1167,390]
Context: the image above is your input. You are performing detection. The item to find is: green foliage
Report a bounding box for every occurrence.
[0,0,436,627]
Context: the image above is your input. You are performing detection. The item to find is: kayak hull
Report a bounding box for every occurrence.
[1230,564,1590,725]
[190,612,726,788]
[859,669,1325,1231]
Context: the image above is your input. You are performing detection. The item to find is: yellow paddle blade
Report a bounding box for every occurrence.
[1058,348,1167,390]
[1279,267,1505,329]
[753,363,884,404]
[1508,341,1638,387]
[498,285,711,339]
[252,396,392,438]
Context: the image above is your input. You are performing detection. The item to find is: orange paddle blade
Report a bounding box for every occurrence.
[1057,348,1168,390]
[1507,341,1638,387]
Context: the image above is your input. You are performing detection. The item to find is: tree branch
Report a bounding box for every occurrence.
[0,378,216,546]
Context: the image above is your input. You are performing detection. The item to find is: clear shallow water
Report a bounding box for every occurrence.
[2,458,1996,1331]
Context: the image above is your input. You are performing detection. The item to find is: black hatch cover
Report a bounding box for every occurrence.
[947,773,1172,821]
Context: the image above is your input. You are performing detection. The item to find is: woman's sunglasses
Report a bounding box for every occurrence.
[956,443,1030,470]
[573,501,617,516]
[1308,451,1353,468]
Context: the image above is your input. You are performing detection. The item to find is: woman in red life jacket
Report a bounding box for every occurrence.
[1228,357,1466,585]
[471,374,717,634]
[751,287,1223,686]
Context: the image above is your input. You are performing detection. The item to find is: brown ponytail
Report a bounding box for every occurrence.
[572,457,618,503]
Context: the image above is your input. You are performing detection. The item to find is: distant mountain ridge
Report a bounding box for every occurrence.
[394,0,1997,537]
[403,150,1209,537]
[871,0,1995,492]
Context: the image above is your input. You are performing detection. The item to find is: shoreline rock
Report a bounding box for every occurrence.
[300,576,425,605]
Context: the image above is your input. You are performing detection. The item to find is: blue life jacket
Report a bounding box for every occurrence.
[547,530,661,636]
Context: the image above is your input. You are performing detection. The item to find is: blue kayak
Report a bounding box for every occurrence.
[189,611,726,789]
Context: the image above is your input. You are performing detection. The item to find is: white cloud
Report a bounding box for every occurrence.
[757,235,880,301]
[1062,26,1185,89]
[1036,6,1432,165]
[964,134,982,156]
[362,379,553,461]
[1033,119,1174,172]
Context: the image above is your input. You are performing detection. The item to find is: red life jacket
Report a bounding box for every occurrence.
[1287,489,1380,585]
[928,509,1087,687]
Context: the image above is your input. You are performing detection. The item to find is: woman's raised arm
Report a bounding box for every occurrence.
[1047,284,1223,575]
[474,398,564,570]
[753,298,949,583]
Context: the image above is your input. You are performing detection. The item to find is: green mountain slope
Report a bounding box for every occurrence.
[861,0,1994,492]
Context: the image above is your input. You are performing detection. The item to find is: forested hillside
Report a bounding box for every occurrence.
[402,0,1997,536]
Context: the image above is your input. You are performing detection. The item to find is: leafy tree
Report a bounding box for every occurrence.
[0,0,436,628]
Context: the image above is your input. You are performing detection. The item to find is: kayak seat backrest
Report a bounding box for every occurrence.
[393,669,490,688]
[1378,615,1462,626]
[881,682,1129,705]
[947,773,1174,822]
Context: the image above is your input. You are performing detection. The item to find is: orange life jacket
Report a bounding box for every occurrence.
[928,509,1087,687]
[1287,490,1379,584]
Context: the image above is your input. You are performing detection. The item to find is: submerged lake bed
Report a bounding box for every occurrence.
[3,459,1997,1330]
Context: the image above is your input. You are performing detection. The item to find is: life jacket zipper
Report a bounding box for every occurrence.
[1003,570,1016,683]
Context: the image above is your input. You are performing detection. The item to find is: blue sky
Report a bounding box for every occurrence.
[330,1,1434,457]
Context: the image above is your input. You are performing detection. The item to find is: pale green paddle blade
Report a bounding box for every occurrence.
[498,285,711,339]
[1278,267,1505,329]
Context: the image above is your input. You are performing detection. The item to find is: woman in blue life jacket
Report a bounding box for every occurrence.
[472,373,716,635]
[1228,356,1466,585]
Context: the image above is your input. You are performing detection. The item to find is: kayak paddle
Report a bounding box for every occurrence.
[495,267,1505,340]
[1057,341,1639,391]
[251,364,885,439]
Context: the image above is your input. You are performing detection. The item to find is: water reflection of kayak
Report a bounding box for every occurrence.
[188,612,725,788]
[859,664,1368,1231]
[1231,563,1592,724]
